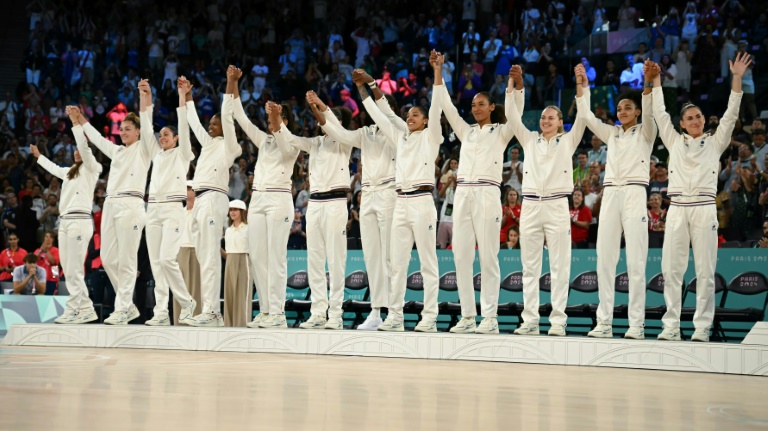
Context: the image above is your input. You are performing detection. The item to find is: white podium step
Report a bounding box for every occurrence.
[4,324,768,376]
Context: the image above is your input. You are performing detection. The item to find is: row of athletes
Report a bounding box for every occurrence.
[37,51,752,342]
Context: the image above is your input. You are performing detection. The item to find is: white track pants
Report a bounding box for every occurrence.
[191,192,229,313]
[101,197,146,312]
[595,186,648,327]
[519,197,571,326]
[452,185,502,318]
[388,194,439,320]
[147,202,193,317]
[661,203,718,330]
[306,198,348,319]
[360,188,396,309]
[59,218,93,312]
[248,191,293,315]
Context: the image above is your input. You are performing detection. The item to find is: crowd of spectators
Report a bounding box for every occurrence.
[0,0,765,289]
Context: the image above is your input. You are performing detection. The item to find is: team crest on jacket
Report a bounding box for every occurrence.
[641,216,647,222]
[342,229,346,235]
[209,219,215,226]
[133,225,138,230]
[428,224,433,231]
[712,224,717,230]
[175,227,180,233]
[284,217,289,222]
[76,235,82,241]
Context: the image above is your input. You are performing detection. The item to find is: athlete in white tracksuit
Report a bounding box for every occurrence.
[230,76,299,330]
[271,95,353,330]
[82,98,153,325]
[576,62,657,340]
[432,53,524,335]
[506,65,588,336]
[35,108,101,324]
[367,67,444,333]
[186,75,242,327]
[141,78,197,326]
[316,75,397,331]
[651,53,751,342]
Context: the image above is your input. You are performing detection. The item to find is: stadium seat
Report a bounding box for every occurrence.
[715,272,768,341]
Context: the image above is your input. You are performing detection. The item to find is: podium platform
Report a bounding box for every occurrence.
[4,323,768,376]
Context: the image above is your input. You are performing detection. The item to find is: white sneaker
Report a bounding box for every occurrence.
[259,314,288,329]
[691,328,710,342]
[324,317,344,330]
[449,316,477,334]
[514,322,540,335]
[476,317,499,334]
[54,309,78,324]
[299,315,327,329]
[74,308,98,324]
[145,314,170,326]
[414,318,437,333]
[178,300,197,326]
[548,324,566,336]
[357,315,383,331]
[377,317,405,332]
[657,326,681,341]
[190,311,224,327]
[246,313,269,329]
[104,305,140,325]
[624,326,645,340]
[587,321,613,338]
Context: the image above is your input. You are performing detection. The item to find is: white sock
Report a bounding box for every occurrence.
[370,308,380,319]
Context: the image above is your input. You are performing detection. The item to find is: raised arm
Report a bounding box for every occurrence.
[81,116,116,159]
[222,66,242,159]
[176,77,195,162]
[714,53,749,152]
[67,106,101,173]
[431,51,469,141]
[506,66,538,150]
[30,144,69,180]
[138,79,161,160]
[496,66,526,145]
[269,101,312,153]
[355,70,408,133]
[186,94,213,147]
[574,65,614,143]
[311,92,364,149]
[363,95,399,147]
[648,62,680,149]
[232,88,268,149]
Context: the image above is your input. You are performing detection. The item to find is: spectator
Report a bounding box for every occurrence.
[503,146,523,195]
[13,253,46,295]
[347,191,361,249]
[437,158,458,249]
[500,188,521,243]
[648,193,666,248]
[33,231,59,295]
[660,54,679,114]
[620,56,641,90]
[461,22,481,62]
[754,221,768,248]
[287,210,307,250]
[589,162,605,186]
[752,127,767,172]
[2,191,19,239]
[441,53,456,95]
[0,233,27,293]
[587,135,607,171]
[648,162,670,207]
[618,0,637,30]
[573,151,589,184]
[502,225,520,250]
[662,6,682,54]
[481,29,502,81]
[720,143,755,197]
[673,39,693,94]
[278,44,296,76]
[569,189,592,249]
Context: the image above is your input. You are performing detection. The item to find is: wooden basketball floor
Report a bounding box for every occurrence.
[0,346,766,430]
